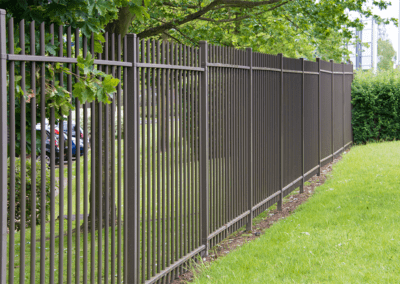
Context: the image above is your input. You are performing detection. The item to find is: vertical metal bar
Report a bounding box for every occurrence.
[96,39,103,284]
[82,33,88,284]
[74,27,81,284]
[152,40,156,278]
[161,40,166,275]
[195,47,199,248]
[330,59,334,161]
[317,58,321,176]
[199,41,209,256]
[126,33,138,284]
[30,20,37,284]
[211,46,215,237]
[123,34,128,284]
[104,32,110,284]
[182,46,187,259]
[300,58,304,193]
[178,44,183,273]
[220,47,224,238]
[58,25,65,284]
[189,44,194,260]
[224,47,228,234]
[0,9,7,284]
[19,19,27,284]
[216,46,220,238]
[165,42,171,280]
[191,46,195,251]
[90,33,96,284]
[146,39,151,281]
[117,33,122,284]
[49,24,56,284]
[156,40,161,275]
[246,48,253,231]
[175,43,180,276]
[7,16,15,284]
[66,25,73,284]
[40,21,47,284]
[110,33,116,284]
[342,62,345,149]
[140,39,145,282]
[278,53,283,211]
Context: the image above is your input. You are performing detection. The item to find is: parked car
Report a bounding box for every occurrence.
[54,127,84,157]
[57,121,88,153]
[35,124,66,166]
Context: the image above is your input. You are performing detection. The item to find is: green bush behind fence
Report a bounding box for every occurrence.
[352,69,400,144]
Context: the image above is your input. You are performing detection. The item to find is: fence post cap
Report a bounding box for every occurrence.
[0,10,5,15]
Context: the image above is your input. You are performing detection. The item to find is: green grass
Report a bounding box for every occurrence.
[7,122,199,282]
[192,141,400,283]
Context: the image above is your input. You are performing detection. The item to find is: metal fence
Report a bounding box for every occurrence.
[0,9,353,284]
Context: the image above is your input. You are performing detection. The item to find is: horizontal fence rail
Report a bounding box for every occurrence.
[0,8,354,284]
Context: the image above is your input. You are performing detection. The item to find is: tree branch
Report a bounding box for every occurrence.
[162,31,184,45]
[138,0,289,39]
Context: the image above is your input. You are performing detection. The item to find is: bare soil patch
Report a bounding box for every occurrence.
[172,150,349,283]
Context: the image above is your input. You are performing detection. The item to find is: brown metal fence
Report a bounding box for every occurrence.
[0,9,353,284]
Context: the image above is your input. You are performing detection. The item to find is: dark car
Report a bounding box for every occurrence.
[35,126,64,166]
[58,121,86,155]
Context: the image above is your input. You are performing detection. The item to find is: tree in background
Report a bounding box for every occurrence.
[378,38,396,70]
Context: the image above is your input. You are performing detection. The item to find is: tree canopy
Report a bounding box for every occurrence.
[1,0,397,61]
[378,38,396,70]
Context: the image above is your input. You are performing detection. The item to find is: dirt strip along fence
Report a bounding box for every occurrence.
[0,9,353,284]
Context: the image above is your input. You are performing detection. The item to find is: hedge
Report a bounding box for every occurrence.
[351,69,400,144]
[7,158,51,231]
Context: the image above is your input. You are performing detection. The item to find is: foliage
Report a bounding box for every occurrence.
[351,69,400,144]
[7,158,51,231]
[130,0,397,62]
[377,38,396,71]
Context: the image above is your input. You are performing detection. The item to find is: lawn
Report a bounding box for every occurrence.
[7,121,200,283]
[192,141,400,283]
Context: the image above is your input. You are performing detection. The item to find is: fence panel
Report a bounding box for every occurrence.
[282,57,303,196]
[135,39,203,283]
[4,16,129,283]
[207,45,250,247]
[344,64,353,145]
[333,63,344,153]
[320,60,333,164]
[304,61,319,176]
[252,53,281,217]
[1,10,355,283]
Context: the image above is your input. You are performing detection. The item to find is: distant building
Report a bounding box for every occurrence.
[348,16,378,70]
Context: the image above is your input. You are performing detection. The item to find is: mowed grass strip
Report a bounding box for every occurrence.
[193,142,400,283]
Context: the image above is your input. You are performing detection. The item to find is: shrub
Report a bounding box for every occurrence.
[7,157,51,231]
[351,69,400,144]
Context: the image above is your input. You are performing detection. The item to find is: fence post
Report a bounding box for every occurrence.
[330,59,334,162]
[300,58,304,194]
[199,41,210,256]
[126,33,139,284]
[0,10,7,283]
[342,62,345,150]
[246,48,253,231]
[0,9,7,284]
[317,58,321,176]
[278,53,283,211]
